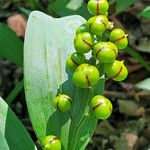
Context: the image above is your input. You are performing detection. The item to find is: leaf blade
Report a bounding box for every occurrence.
[0,23,23,65]
[0,96,37,150]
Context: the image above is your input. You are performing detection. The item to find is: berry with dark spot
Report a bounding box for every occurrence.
[110,28,128,49]
[87,0,109,15]
[93,42,117,63]
[54,94,72,112]
[43,135,61,150]
[87,15,108,36]
[72,64,100,88]
[91,95,112,120]
[74,32,95,53]
[104,60,128,81]
[66,52,86,72]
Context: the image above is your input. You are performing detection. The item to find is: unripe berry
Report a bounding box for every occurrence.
[72,64,100,88]
[87,0,109,15]
[66,52,86,72]
[110,28,128,49]
[43,135,61,150]
[91,95,112,120]
[76,23,88,35]
[93,42,117,63]
[87,15,108,36]
[104,60,128,81]
[107,42,118,57]
[54,94,72,112]
[74,32,94,53]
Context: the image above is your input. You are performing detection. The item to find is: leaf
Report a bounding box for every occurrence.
[49,0,91,19]
[5,80,24,105]
[0,131,9,150]
[0,96,37,150]
[24,11,105,150]
[0,23,23,65]
[135,78,150,91]
[124,46,150,72]
[139,6,150,19]
[116,0,139,12]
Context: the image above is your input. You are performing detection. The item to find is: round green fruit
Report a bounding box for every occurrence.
[107,42,118,57]
[93,42,116,63]
[76,23,88,35]
[54,94,72,112]
[91,95,112,120]
[66,52,86,72]
[110,28,128,49]
[43,135,61,150]
[87,15,108,36]
[74,32,94,53]
[72,64,100,88]
[104,60,128,81]
[87,0,109,15]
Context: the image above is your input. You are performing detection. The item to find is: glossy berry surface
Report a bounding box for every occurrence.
[107,42,118,57]
[87,0,109,15]
[72,64,100,88]
[104,60,128,81]
[110,28,128,49]
[76,23,89,35]
[91,95,112,120]
[66,52,86,72]
[54,94,72,112]
[93,42,116,63]
[74,32,94,53]
[43,135,61,150]
[87,15,108,36]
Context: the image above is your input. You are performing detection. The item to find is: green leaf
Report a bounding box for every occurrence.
[139,6,150,19]
[24,11,105,150]
[124,46,150,72]
[135,78,150,91]
[0,96,37,150]
[5,80,24,105]
[0,131,9,150]
[49,0,91,19]
[0,23,23,65]
[116,0,139,12]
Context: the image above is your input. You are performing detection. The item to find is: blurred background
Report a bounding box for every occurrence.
[0,0,150,149]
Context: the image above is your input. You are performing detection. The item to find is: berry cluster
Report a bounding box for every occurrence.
[43,0,129,149]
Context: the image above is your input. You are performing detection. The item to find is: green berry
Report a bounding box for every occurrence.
[74,32,94,53]
[66,52,86,72]
[87,0,109,15]
[87,15,108,36]
[110,28,128,49]
[76,23,88,35]
[43,135,61,150]
[107,42,118,57]
[93,42,117,63]
[107,21,114,30]
[72,64,100,88]
[91,95,112,120]
[54,94,72,112]
[104,60,128,81]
